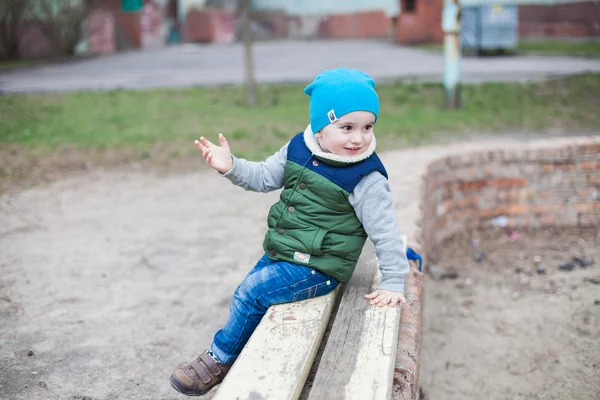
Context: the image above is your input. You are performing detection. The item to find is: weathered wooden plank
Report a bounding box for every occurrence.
[307,240,405,400]
[214,287,340,400]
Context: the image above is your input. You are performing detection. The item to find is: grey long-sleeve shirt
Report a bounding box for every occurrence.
[222,143,409,293]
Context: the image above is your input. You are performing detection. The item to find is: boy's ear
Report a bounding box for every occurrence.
[315,131,322,139]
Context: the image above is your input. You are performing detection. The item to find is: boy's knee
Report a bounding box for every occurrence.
[233,277,261,306]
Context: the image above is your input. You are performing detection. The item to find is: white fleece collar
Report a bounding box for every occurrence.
[303,125,376,164]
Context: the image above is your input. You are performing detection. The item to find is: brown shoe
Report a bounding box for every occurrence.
[170,351,232,396]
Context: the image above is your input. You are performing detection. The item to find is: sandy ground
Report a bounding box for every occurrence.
[421,228,600,400]
[0,135,598,400]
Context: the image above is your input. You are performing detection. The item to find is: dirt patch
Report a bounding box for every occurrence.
[0,136,596,399]
[421,227,600,400]
[0,143,200,196]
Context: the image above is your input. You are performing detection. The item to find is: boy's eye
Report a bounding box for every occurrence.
[364,125,373,130]
[341,125,352,131]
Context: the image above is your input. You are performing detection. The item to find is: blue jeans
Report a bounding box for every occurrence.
[210,254,339,365]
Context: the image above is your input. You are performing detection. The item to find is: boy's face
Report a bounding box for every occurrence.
[315,111,375,157]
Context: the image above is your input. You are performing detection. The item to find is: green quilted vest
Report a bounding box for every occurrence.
[262,132,387,284]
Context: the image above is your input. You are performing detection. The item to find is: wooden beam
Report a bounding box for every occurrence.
[214,287,340,400]
[307,240,405,400]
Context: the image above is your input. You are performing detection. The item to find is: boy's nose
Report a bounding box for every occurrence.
[349,134,362,145]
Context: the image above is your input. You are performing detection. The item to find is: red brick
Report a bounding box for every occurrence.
[540,163,555,173]
[484,165,496,175]
[539,214,557,226]
[396,0,444,44]
[140,2,164,48]
[559,161,577,171]
[507,203,528,215]
[433,216,447,230]
[581,160,600,171]
[577,187,595,199]
[447,209,472,222]
[572,202,600,213]
[87,10,116,54]
[251,10,289,39]
[492,177,527,189]
[318,11,391,39]
[479,207,507,218]
[182,9,235,43]
[454,195,478,209]
[463,166,482,179]
[459,179,488,192]
[520,22,594,38]
[518,189,535,200]
[531,204,564,215]
[497,189,520,202]
[589,174,600,186]
[582,143,600,155]
[519,2,600,38]
[395,354,416,374]
[538,191,554,199]
[112,11,142,48]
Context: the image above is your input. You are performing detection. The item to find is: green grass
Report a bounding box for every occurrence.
[517,39,600,57]
[0,59,38,70]
[418,40,600,57]
[1,74,599,161]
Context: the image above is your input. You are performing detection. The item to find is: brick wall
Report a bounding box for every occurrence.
[251,10,289,39]
[393,267,422,400]
[182,8,235,44]
[87,10,116,54]
[519,1,600,38]
[16,21,55,59]
[395,0,444,44]
[317,10,392,39]
[88,0,167,51]
[419,139,600,264]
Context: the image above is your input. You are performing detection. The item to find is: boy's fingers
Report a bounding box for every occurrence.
[370,296,382,305]
[372,294,388,305]
[364,291,378,299]
[218,133,230,151]
[194,140,206,151]
[390,297,398,307]
[200,136,215,148]
[378,297,390,307]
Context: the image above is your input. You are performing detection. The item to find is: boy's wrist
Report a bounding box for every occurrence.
[219,156,235,175]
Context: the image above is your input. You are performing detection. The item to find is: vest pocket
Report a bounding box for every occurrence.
[274,220,328,257]
[310,227,328,256]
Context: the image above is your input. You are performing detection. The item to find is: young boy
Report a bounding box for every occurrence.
[170,68,410,396]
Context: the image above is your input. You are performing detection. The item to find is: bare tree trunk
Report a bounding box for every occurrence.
[240,0,256,107]
[32,0,90,57]
[0,0,30,60]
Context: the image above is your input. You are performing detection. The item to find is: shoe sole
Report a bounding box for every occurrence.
[169,375,205,397]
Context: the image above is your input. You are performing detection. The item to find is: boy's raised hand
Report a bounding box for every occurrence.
[364,290,406,308]
[194,134,233,174]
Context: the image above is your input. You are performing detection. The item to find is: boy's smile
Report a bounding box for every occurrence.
[315,111,375,157]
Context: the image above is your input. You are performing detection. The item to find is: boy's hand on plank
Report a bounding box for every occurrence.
[194,134,234,174]
[364,290,406,308]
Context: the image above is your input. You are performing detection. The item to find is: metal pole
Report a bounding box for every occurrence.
[442,0,461,109]
[241,0,257,107]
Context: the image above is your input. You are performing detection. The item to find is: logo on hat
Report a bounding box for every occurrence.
[327,109,338,123]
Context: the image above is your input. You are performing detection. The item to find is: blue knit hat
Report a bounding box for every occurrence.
[304,68,379,133]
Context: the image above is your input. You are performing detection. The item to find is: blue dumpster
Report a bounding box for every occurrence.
[461,5,518,54]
